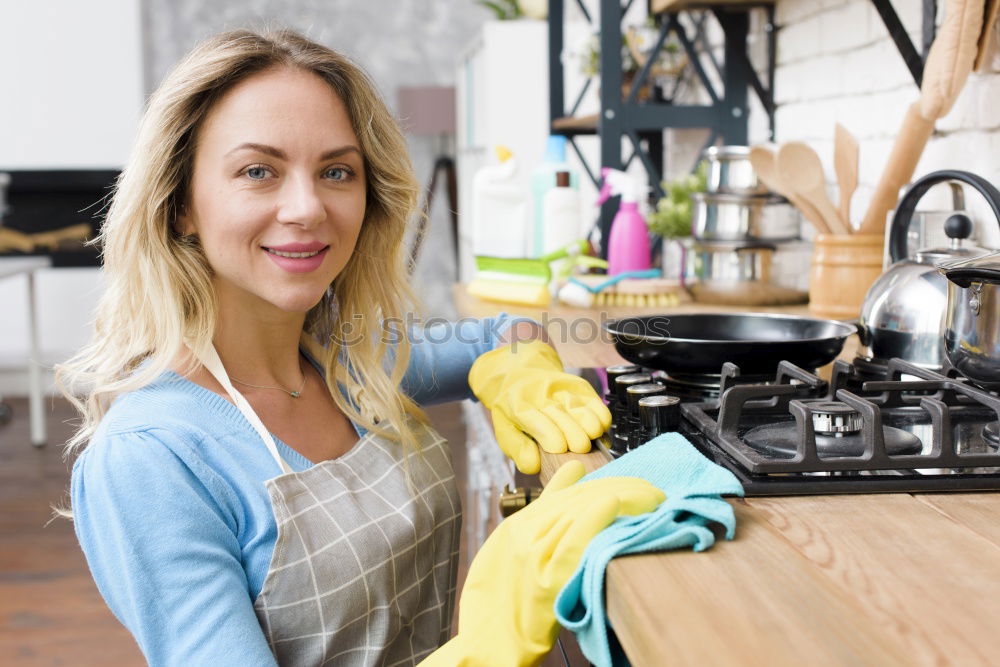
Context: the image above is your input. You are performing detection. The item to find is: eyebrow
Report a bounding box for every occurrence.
[225,142,362,161]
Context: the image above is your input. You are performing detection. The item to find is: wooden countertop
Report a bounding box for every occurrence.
[454,284,1000,665]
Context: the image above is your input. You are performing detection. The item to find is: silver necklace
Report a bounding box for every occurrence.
[230,373,307,398]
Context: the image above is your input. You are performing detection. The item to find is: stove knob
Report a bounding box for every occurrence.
[604,365,643,421]
[639,395,681,436]
[614,373,653,403]
[810,401,863,434]
[611,373,653,440]
[625,382,667,419]
[605,365,642,400]
[624,383,666,451]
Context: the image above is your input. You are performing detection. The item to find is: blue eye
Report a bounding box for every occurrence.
[325,167,353,181]
[245,166,269,180]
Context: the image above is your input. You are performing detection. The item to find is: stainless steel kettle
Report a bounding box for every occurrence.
[858,170,995,370]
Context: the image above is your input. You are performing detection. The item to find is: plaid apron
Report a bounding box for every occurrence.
[196,344,461,666]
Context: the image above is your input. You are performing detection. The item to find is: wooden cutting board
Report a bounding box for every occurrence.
[975,0,1000,69]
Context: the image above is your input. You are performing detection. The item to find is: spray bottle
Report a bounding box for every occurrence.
[597,168,651,275]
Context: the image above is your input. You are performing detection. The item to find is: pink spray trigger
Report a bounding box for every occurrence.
[596,167,613,205]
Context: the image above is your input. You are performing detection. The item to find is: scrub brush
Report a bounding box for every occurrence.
[591,278,687,308]
[557,269,659,308]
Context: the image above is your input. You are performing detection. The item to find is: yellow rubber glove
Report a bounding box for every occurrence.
[421,461,665,667]
[468,340,613,474]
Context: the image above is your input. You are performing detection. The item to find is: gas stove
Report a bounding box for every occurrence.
[600,358,1000,495]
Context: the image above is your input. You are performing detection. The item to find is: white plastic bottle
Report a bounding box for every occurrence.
[531,135,580,257]
[541,171,581,254]
[471,146,530,258]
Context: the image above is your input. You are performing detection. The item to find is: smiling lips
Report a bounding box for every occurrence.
[262,242,330,273]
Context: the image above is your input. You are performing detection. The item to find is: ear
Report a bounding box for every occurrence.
[175,203,196,237]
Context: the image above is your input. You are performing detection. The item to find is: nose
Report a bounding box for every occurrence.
[276,173,326,228]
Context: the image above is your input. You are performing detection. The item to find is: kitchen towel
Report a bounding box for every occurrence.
[554,433,744,667]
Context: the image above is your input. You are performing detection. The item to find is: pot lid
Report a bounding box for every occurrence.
[939,250,1000,286]
[914,213,990,265]
[915,245,990,265]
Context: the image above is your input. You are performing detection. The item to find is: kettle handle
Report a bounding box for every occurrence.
[888,170,1000,263]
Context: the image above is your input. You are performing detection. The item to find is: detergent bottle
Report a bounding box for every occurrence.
[530,135,579,256]
[472,146,530,257]
[598,168,651,275]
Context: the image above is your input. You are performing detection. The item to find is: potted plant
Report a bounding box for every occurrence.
[580,20,686,102]
[647,165,706,280]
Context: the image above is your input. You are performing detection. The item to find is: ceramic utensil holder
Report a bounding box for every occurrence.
[809,234,884,320]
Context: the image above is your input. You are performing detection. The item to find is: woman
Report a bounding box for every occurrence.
[61,29,662,666]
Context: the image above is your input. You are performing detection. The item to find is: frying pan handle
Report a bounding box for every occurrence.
[889,170,1000,263]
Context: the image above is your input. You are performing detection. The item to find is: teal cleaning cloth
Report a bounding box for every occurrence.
[553,433,744,666]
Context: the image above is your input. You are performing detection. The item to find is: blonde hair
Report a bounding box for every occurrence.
[58,29,429,461]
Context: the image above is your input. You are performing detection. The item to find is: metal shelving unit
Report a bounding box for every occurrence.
[548,0,777,257]
[870,0,938,87]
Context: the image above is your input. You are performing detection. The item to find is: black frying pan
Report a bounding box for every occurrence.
[604,313,857,376]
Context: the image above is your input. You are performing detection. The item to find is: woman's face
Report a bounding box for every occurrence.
[180,66,366,316]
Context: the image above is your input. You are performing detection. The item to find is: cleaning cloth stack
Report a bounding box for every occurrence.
[554,433,744,666]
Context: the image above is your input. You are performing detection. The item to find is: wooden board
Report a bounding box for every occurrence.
[652,0,772,14]
[551,114,598,132]
[915,492,1000,550]
[747,494,1000,665]
[606,500,911,666]
[531,433,1000,664]
[538,449,609,485]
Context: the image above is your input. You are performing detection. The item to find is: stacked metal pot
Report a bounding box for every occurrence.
[683,145,811,306]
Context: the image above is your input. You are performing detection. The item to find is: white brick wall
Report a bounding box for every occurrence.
[766,0,1000,246]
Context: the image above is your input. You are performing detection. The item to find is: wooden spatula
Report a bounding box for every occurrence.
[749,145,831,235]
[777,142,851,235]
[833,124,859,229]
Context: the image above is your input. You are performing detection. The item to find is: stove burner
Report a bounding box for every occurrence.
[985,421,1000,447]
[810,401,862,435]
[742,421,923,459]
[653,370,773,400]
[616,356,1000,494]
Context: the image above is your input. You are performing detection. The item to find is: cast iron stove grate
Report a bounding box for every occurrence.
[674,359,1000,495]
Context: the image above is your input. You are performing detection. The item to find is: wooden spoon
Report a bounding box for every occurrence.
[833,123,859,229]
[748,145,831,235]
[777,142,851,235]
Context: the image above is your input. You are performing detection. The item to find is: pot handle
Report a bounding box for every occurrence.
[943,266,1000,287]
[888,170,1000,263]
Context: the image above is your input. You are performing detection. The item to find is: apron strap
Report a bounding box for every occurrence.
[192,341,294,475]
